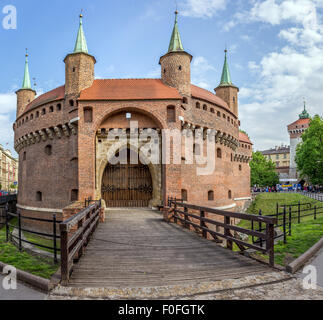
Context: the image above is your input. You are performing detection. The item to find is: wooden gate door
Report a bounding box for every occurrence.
[102,159,153,207]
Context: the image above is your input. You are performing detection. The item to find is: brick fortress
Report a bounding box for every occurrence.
[13,12,252,231]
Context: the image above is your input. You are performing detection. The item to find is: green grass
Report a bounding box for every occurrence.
[9,218,60,254]
[274,216,323,266]
[0,226,58,279]
[237,193,323,265]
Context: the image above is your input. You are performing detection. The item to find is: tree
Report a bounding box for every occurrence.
[250,151,279,187]
[295,115,323,185]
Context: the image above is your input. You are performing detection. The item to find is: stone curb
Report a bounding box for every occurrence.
[0,261,51,293]
[286,237,323,274]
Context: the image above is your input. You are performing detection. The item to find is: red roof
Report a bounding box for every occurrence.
[24,86,65,113]
[288,118,310,128]
[191,85,229,110]
[239,132,252,145]
[79,79,182,101]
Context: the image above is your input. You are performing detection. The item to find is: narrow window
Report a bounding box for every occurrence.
[71,189,79,202]
[217,148,222,159]
[208,191,214,201]
[72,67,76,72]
[196,102,200,109]
[181,189,188,202]
[210,108,215,114]
[30,114,34,120]
[182,97,188,104]
[26,117,28,122]
[84,107,93,123]
[36,191,42,202]
[217,111,221,117]
[45,145,52,156]
[228,190,232,199]
[239,164,242,171]
[36,111,39,118]
[57,104,62,111]
[203,104,207,111]
[69,100,74,107]
[223,113,226,118]
[23,151,26,161]
[42,108,46,115]
[167,106,176,122]
[164,68,166,74]
[178,66,182,71]
[49,106,54,113]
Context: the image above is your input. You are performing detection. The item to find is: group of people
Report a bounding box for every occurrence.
[252,185,322,193]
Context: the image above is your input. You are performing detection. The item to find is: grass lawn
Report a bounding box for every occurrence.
[9,218,60,254]
[237,193,323,266]
[0,226,58,279]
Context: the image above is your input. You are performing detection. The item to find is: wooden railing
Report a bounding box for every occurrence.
[167,197,277,267]
[60,200,102,284]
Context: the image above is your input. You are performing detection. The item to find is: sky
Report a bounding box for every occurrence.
[0,0,322,156]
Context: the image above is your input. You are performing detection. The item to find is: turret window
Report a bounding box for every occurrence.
[210,108,215,114]
[69,100,74,107]
[84,107,93,123]
[57,104,62,111]
[167,106,176,122]
[228,190,232,199]
[217,111,221,117]
[178,66,182,71]
[203,104,207,111]
[36,191,42,202]
[196,102,200,109]
[36,111,39,118]
[208,191,214,201]
[30,114,34,120]
[49,106,54,113]
[183,97,188,104]
[217,148,222,159]
[45,145,52,156]
[42,108,46,115]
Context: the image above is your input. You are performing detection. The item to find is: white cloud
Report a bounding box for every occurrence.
[0,93,16,114]
[191,56,216,90]
[238,0,323,151]
[181,0,228,18]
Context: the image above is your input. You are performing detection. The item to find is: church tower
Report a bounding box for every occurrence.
[16,51,36,118]
[287,102,311,180]
[215,50,239,117]
[159,11,192,97]
[64,14,96,98]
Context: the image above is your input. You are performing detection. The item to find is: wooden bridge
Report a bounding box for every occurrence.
[59,200,277,288]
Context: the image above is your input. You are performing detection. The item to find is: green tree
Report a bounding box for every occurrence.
[250,151,279,187]
[295,115,323,185]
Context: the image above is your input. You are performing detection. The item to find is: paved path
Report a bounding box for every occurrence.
[0,275,45,300]
[297,246,323,288]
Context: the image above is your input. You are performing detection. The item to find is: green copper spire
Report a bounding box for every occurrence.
[74,14,88,54]
[299,100,310,119]
[22,50,31,89]
[219,50,233,86]
[168,11,184,53]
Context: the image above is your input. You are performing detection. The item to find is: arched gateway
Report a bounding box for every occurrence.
[101,149,153,207]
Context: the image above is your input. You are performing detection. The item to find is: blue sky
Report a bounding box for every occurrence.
[0,0,322,156]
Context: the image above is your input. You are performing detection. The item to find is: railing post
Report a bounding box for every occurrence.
[224,216,232,250]
[174,200,177,224]
[5,203,9,242]
[184,207,189,229]
[60,225,69,285]
[251,219,254,244]
[298,201,301,224]
[266,222,275,267]
[53,214,58,264]
[283,206,287,244]
[18,210,22,251]
[314,206,317,220]
[276,203,279,216]
[258,210,263,248]
[288,206,292,236]
[200,210,207,239]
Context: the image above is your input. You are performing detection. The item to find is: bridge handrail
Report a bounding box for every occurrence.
[59,200,102,284]
[167,197,277,267]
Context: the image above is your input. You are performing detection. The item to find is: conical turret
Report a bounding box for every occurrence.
[74,14,88,54]
[159,11,192,97]
[16,51,36,118]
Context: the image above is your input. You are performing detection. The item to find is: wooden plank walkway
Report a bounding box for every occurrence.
[68,208,272,288]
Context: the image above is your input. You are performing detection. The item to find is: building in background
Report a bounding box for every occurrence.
[0,145,18,191]
[261,145,290,181]
[287,104,311,181]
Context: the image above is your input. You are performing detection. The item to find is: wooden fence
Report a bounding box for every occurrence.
[167,197,277,267]
[60,200,102,285]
